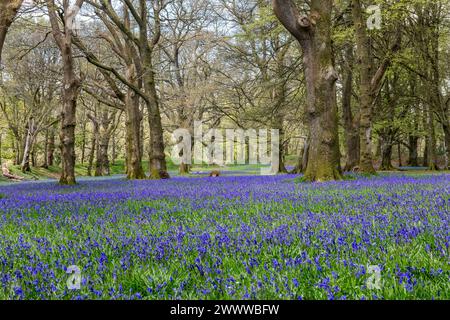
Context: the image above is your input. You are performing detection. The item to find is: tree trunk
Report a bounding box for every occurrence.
[292,136,309,174]
[353,0,376,174]
[21,118,34,172]
[420,4,443,171]
[95,136,110,176]
[277,141,288,174]
[407,86,420,167]
[142,52,168,179]
[273,0,342,182]
[80,114,87,165]
[15,138,21,165]
[301,137,309,173]
[95,110,112,176]
[397,143,402,167]
[147,104,168,179]
[125,90,145,179]
[443,124,450,169]
[47,128,55,167]
[423,137,429,167]
[19,134,26,166]
[111,133,116,166]
[344,130,360,172]
[46,0,85,185]
[273,114,288,174]
[179,161,190,175]
[427,105,439,170]
[31,143,37,168]
[58,68,79,185]
[43,129,49,168]
[408,135,419,167]
[341,45,359,171]
[140,121,144,163]
[177,123,192,176]
[273,46,289,174]
[87,127,97,177]
[292,146,302,174]
[379,140,393,171]
[12,139,18,165]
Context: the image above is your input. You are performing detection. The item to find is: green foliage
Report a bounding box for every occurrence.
[235,4,284,41]
[332,25,354,47]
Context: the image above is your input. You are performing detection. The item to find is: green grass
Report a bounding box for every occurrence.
[2,156,449,184]
[75,158,182,176]
[6,165,61,181]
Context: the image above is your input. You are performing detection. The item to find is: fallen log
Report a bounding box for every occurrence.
[2,163,24,181]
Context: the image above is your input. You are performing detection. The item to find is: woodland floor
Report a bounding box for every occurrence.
[0,171,449,300]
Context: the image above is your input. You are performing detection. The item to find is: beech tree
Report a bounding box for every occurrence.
[272,0,342,181]
[46,0,85,184]
[72,12,147,180]
[352,0,401,174]
[84,0,169,179]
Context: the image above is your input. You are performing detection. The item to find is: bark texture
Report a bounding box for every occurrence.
[341,45,359,171]
[273,0,342,182]
[352,0,401,174]
[46,0,85,185]
[125,90,145,179]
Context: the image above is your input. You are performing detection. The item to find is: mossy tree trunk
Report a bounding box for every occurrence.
[352,0,376,174]
[273,0,342,182]
[341,45,360,171]
[443,124,450,170]
[407,135,419,167]
[426,104,439,170]
[125,89,145,180]
[273,114,288,174]
[87,111,98,177]
[378,76,399,171]
[47,0,85,185]
[352,0,401,175]
[136,3,169,180]
[379,141,394,171]
[47,127,55,167]
[94,109,117,177]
